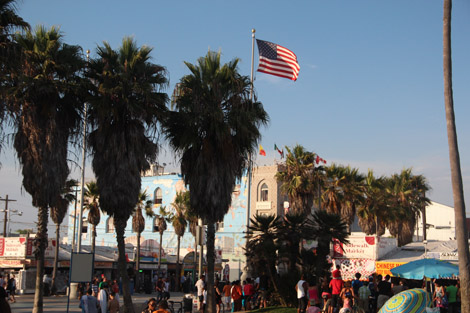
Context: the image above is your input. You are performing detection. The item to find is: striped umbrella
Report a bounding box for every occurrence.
[378,288,432,313]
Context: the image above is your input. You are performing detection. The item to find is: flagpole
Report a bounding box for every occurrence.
[247,29,255,232]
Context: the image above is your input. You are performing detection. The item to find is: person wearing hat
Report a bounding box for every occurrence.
[329,271,343,312]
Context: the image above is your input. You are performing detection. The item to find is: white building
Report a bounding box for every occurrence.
[416,201,456,241]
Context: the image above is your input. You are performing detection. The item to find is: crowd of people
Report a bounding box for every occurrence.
[78,274,120,313]
[296,265,462,313]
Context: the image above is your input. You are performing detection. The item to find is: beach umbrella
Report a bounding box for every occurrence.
[378,288,432,313]
[390,258,459,279]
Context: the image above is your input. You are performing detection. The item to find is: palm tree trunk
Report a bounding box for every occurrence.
[158,233,163,272]
[33,206,48,313]
[443,1,470,311]
[136,232,141,293]
[176,236,181,291]
[91,224,97,254]
[206,222,215,313]
[266,261,286,306]
[115,217,135,313]
[51,223,60,295]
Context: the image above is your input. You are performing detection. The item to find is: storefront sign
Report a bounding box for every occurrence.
[0,237,32,257]
[333,236,377,259]
[375,261,406,276]
[439,252,458,260]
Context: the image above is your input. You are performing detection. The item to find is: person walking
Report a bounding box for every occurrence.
[231,280,243,312]
[107,291,120,313]
[296,274,308,313]
[243,278,255,310]
[195,275,205,312]
[329,273,344,312]
[7,275,16,303]
[79,289,100,313]
[0,284,11,313]
[97,284,108,313]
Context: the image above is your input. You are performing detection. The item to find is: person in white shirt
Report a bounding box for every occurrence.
[97,285,108,313]
[195,275,205,312]
[295,274,308,313]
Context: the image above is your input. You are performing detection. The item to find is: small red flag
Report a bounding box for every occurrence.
[259,145,266,156]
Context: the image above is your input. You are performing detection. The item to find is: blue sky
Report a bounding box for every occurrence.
[1,0,469,230]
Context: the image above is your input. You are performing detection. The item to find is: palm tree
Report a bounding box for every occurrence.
[50,178,77,295]
[4,26,84,313]
[277,212,311,273]
[170,191,189,291]
[155,206,168,273]
[163,51,268,313]
[443,1,470,309]
[310,210,349,285]
[0,0,29,155]
[86,37,168,313]
[245,214,284,305]
[357,170,388,235]
[385,169,424,246]
[132,190,154,292]
[84,181,100,253]
[340,166,365,226]
[322,164,344,216]
[276,145,316,214]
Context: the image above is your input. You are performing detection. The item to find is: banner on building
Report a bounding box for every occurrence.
[375,261,406,276]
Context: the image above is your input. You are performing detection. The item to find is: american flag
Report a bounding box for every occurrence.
[256,39,300,81]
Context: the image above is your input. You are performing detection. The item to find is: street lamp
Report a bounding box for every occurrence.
[0,209,23,237]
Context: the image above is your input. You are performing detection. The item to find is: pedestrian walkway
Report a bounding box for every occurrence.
[9,291,188,313]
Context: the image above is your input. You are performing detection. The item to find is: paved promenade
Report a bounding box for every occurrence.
[9,291,188,313]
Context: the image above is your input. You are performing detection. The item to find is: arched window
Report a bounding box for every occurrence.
[81,218,88,234]
[107,217,115,233]
[154,188,162,205]
[260,183,269,201]
[153,217,159,232]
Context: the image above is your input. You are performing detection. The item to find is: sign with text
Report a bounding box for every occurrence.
[375,261,406,276]
[0,237,32,258]
[333,236,377,259]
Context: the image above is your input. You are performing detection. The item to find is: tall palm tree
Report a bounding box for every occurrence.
[4,26,84,313]
[156,206,168,273]
[84,181,100,253]
[163,51,268,313]
[86,37,168,313]
[443,2,470,307]
[50,178,77,295]
[0,0,29,154]
[276,145,316,214]
[132,190,154,293]
[245,213,285,306]
[170,191,189,291]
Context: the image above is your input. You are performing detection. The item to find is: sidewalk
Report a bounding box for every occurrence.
[9,291,189,313]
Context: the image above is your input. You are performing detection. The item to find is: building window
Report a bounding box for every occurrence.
[260,183,269,201]
[107,217,115,233]
[153,217,159,232]
[81,218,88,234]
[216,222,224,232]
[154,188,162,205]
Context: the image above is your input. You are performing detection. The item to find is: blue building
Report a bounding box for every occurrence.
[67,171,250,281]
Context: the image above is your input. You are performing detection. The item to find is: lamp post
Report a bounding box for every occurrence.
[7,210,23,236]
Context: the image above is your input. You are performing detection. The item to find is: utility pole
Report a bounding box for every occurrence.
[1,195,17,237]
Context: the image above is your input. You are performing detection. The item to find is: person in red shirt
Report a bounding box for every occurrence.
[243,278,255,310]
[329,275,344,312]
[231,280,243,311]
